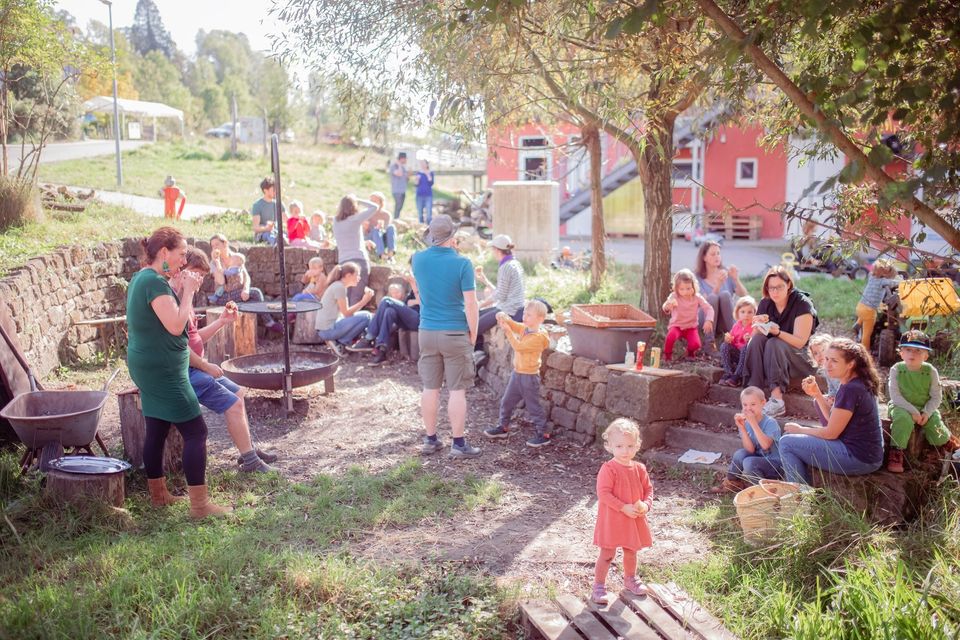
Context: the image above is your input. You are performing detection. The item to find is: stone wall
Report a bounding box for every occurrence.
[0,240,142,376]
[1,240,401,378]
[479,326,708,445]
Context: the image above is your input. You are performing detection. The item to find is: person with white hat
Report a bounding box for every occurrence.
[411,214,482,458]
[474,234,526,352]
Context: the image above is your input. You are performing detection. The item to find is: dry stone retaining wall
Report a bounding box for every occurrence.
[479,326,708,445]
[1,240,398,378]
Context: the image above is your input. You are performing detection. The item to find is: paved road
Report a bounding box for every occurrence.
[6,140,148,166]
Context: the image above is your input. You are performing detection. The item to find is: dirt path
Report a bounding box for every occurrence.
[77,352,715,594]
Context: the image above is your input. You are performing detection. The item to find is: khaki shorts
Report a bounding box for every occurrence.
[418,330,475,391]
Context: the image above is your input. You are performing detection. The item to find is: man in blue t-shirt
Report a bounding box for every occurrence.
[251,177,285,246]
[411,214,481,458]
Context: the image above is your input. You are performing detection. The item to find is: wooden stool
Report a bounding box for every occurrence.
[293,310,323,344]
[204,307,257,365]
[117,387,183,473]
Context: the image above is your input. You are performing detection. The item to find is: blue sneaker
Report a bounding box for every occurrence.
[449,442,481,458]
[526,433,552,448]
[483,425,510,439]
[420,436,443,455]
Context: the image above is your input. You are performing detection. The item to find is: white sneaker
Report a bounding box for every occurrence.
[763,397,786,417]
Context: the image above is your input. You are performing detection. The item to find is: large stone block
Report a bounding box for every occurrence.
[605,371,707,423]
[591,383,607,407]
[811,465,938,525]
[576,405,601,434]
[551,406,577,430]
[572,357,596,378]
[544,368,566,391]
[589,365,611,384]
[546,351,575,373]
[566,397,583,413]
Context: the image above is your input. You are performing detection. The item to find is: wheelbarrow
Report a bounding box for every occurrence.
[0,368,120,473]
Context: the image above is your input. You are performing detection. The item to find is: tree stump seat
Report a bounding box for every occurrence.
[117,387,183,473]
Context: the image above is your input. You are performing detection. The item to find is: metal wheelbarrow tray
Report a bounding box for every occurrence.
[0,369,119,449]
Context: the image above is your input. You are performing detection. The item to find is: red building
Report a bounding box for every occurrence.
[486,113,848,240]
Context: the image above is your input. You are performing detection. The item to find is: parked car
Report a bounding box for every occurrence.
[322,131,343,145]
[205,123,235,138]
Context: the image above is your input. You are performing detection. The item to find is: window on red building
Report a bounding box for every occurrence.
[736,158,757,188]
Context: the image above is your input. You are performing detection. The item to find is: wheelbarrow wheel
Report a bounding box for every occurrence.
[878,328,897,367]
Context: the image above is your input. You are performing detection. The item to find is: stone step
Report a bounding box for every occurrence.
[640,446,728,475]
[665,424,741,457]
[688,401,820,432]
[705,384,820,420]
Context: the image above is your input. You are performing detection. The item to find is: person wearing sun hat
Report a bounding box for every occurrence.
[474,233,526,352]
[411,214,482,458]
[886,330,952,473]
[159,175,186,220]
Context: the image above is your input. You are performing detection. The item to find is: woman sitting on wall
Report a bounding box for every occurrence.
[741,266,818,417]
[778,338,884,485]
[694,240,748,356]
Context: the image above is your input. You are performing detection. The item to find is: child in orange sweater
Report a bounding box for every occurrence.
[593,418,654,604]
[483,300,551,447]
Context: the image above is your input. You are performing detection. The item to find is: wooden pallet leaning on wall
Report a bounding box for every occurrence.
[706,213,762,241]
[521,582,738,640]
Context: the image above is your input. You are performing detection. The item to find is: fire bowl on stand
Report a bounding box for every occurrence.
[221,351,339,392]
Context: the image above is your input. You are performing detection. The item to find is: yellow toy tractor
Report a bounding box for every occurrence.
[870,277,960,366]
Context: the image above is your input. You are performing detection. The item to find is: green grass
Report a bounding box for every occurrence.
[668,485,960,639]
[0,201,251,276]
[38,141,468,215]
[0,456,511,639]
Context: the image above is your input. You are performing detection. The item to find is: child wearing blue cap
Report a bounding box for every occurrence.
[886,330,950,472]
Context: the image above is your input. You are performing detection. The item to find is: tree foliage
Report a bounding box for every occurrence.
[129,0,179,62]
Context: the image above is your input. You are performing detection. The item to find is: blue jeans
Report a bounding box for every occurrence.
[778,434,882,485]
[393,192,405,219]
[416,194,433,224]
[719,342,748,382]
[499,372,547,434]
[367,225,397,257]
[254,231,278,246]
[365,297,420,348]
[316,312,373,345]
[728,448,783,482]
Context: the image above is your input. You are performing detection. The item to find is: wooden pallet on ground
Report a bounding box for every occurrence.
[521,582,738,640]
[706,214,762,241]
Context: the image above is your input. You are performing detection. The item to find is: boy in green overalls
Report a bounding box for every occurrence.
[886,331,950,473]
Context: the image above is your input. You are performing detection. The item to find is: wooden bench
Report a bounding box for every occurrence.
[74,315,127,359]
[521,583,737,640]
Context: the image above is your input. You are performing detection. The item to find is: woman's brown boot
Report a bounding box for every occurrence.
[187,485,233,519]
[147,477,185,507]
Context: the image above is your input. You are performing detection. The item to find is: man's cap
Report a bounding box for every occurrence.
[490,234,515,251]
[164,175,175,187]
[899,332,932,351]
[425,214,457,246]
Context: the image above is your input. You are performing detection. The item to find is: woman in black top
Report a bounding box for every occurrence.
[742,266,818,417]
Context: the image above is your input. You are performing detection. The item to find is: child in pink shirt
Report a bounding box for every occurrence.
[719,295,757,386]
[661,269,714,361]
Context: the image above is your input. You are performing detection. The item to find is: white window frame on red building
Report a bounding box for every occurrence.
[735,157,758,188]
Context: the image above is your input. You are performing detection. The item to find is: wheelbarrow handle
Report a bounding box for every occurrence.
[103,368,122,393]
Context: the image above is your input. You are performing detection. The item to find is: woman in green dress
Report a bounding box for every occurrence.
[126,227,230,518]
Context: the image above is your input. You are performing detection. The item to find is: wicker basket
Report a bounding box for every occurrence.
[570,303,656,329]
[733,485,779,545]
[760,479,811,520]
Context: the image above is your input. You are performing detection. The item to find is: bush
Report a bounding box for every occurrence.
[0,176,41,231]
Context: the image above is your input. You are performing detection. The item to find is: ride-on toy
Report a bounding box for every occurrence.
[862,277,960,367]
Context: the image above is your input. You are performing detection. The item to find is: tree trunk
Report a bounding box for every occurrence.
[635,117,676,316]
[313,109,321,145]
[46,469,126,507]
[583,123,607,291]
[698,0,960,252]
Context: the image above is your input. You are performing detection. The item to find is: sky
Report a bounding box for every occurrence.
[53,0,280,56]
